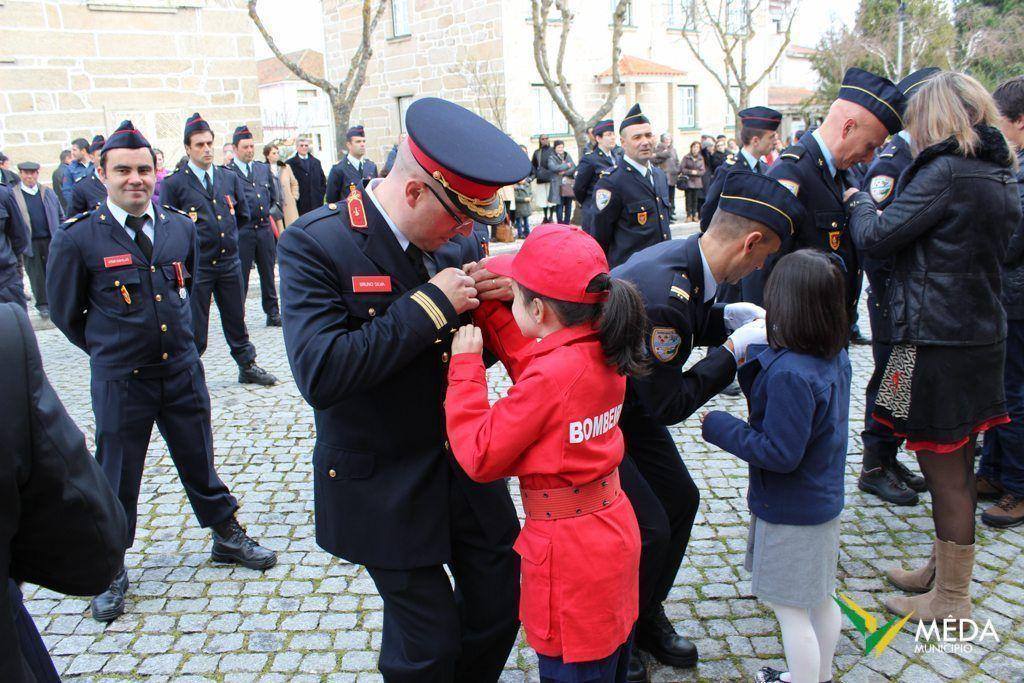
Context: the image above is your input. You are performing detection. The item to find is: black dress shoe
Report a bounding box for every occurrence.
[850,330,872,345]
[636,607,698,668]
[266,313,282,327]
[721,380,742,397]
[91,567,128,622]
[858,467,919,505]
[626,648,648,682]
[211,517,278,570]
[238,362,277,386]
[891,460,927,493]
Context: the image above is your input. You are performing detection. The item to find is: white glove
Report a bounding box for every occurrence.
[726,319,767,364]
[723,302,766,332]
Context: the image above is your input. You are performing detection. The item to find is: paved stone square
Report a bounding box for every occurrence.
[22,229,1024,682]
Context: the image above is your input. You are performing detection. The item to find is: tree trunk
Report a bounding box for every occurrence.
[331,94,350,154]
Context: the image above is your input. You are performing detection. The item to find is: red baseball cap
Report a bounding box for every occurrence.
[485,224,610,304]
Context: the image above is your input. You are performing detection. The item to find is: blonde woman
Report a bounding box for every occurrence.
[846,71,1021,622]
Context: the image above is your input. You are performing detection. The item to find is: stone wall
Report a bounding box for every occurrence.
[0,0,262,181]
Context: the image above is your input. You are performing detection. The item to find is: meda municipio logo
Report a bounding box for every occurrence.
[833,593,913,657]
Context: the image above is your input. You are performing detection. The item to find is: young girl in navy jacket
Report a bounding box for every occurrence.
[702,250,852,683]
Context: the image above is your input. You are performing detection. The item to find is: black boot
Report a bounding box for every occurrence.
[91,567,128,622]
[891,459,927,493]
[858,466,918,505]
[636,606,698,668]
[238,362,277,386]
[211,517,278,570]
[266,313,282,327]
[626,648,648,682]
[721,380,742,397]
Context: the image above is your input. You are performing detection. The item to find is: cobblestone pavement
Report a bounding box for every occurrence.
[23,224,1024,682]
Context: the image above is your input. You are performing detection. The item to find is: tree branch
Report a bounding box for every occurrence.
[340,0,387,107]
[748,2,797,92]
[248,0,335,94]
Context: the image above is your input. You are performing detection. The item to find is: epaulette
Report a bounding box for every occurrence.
[725,154,736,165]
[778,145,805,161]
[878,145,896,158]
[598,168,615,177]
[162,205,189,217]
[60,210,91,228]
[668,272,691,303]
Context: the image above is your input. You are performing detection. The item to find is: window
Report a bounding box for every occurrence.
[678,85,697,129]
[391,0,410,37]
[726,0,749,34]
[666,0,696,30]
[610,0,633,25]
[396,96,414,133]
[532,86,568,135]
[297,88,317,122]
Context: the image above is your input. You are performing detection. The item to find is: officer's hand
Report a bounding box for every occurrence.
[726,319,767,365]
[843,187,859,202]
[451,324,483,355]
[468,258,514,302]
[430,267,480,314]
[723,302,766,331]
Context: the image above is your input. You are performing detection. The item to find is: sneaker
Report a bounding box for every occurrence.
[755,667,787,683]
[239,362,277,386]
[981,493,1024,528]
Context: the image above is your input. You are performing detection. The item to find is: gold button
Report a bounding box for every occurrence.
[150,266,156,272]
[831,221,838,228]
[114,280,120,287]
[368,307,376,316]
[212,260,218,265]
[442,352,450,362]
[256,193,261,199]
[213,199,217,204]
[217,215,222,220]
[328,203,337,210]
[155,294,162,301]
[220,232,225,237]
[328,468,337,478]
[133,369,139,375]
[444,440,450,451]
[161,352,168,360]
[259,206,263,211]
[161,324,167,332]
[221,248,225,253]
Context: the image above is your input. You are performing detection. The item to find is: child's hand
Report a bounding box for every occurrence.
[700,411,709,425]
[451,324,483,355]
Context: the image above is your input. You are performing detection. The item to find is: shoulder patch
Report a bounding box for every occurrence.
[650,327,683,363]
[778,179,800,197]
[868,175,895,203]
[595,188,612,211]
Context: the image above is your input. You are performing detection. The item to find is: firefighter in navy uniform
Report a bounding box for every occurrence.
[278,97,531,683]
[856,67,939,506]
[223,125,281,327]
[325,125,380,203]
[46,121,277,624]
[573,118,618,233]
[592,104,673,268]
[161,113,277,386]
[70,135,109,214]
[612,171,806,682]
[767,67,907,327]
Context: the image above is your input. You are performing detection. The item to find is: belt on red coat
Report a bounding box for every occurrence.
[521,469,621,521]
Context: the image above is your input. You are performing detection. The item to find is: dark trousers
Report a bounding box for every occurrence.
[9,581,60,683]
[684,188,700,217]
[515,215,531,238]
[0,268,26,309]
[978,319,1024,496]
[555,197,574,224]
[365,477,520,682]
[538,632,633,683]
[238,227,279,317]
[862,283,904,470]
[666,185,676,217]
[90,362,238,544]
[190,260,257,367]
[24,239,49,311]
[619,406,700,616]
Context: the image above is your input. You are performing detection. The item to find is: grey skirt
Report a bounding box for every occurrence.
[744,514,841,609]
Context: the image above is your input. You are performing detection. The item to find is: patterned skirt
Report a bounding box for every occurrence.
[874,342,1009,453]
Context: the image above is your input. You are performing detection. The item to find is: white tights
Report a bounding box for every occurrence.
[768,598,841,683]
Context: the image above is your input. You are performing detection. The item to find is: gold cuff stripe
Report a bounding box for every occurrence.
[720,193,795,235]
[839,85,905,127]
[411,291,446,329]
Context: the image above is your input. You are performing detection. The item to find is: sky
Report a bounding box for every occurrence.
[251,0,860,60]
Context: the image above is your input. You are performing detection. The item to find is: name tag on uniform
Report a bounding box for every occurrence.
[352,276,392,293]
[103,253,133,268]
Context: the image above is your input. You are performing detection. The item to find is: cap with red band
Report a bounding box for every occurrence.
[485,223,610,304]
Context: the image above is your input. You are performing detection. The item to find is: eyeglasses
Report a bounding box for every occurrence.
[424,182,474,232]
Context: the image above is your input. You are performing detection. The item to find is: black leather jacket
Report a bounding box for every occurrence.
[848,125,1021,346]
[1000,149,1024,320]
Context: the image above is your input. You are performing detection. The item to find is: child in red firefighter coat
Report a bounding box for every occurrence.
[446,224,647,682]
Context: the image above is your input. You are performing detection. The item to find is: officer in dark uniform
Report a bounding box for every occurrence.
[767,67,906,326]
[0,182,28,307]
[278,97,530,683]
[223,125,281,327]
[46,121,277,624]
[856,67,939,506]
[325,125,380,203]
[70,135,109,214]
[612,171,805,682]
[161,113,276,385]
[592,104,673,268]
[573,118,618,232]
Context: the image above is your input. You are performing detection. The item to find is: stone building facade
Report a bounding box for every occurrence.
[0,0,262,180]
[257,49,337,166]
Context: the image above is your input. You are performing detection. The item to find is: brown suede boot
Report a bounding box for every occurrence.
[884,540,974,622]
[886,541,936,593]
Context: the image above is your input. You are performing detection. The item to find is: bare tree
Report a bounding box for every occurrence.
[248,0,386,152]
[530,0,629,158]
[677,0,798,131]
[445,56,507,129]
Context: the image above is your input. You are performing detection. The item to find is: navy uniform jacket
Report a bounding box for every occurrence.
[46,206,200,381]
[0,185,28,278]
[573,147,617,230]
[326,157,379,204]
[70,171,108,215]
[222,160,277,230]
[612,234,736,424]
[278,199,518,569]
[160,165,251,268]
[592,161,673,268]
[767,134,860,315]
[699,152,768,232]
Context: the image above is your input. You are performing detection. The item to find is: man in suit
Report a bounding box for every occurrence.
[11,162,63,319]
[47,121,277,624]
[592,104,674,268]
[278,97,531,682]
[223,125,281,327]
[326,125,379,203]
[573,118,618,233]
[285,136,326,216]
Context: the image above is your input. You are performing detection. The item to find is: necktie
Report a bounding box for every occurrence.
[203,171,212,194]
[244,163,252,181]
[645,168,655,189]
[127,215,153,262]
[405,243,430,283]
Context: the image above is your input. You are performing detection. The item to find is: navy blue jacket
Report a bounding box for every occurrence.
[222,160,277,231]
[277,199,518,569]
[573,147,617,230]
[0,185,28,278]
[70,171,108,215]
[160,165,251,268]
[47,205,200,381]
[592,160,673,268]
[325,157,379,204]
[699,151,767,232]
[703,345,851,525]
[612,234,735,425]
